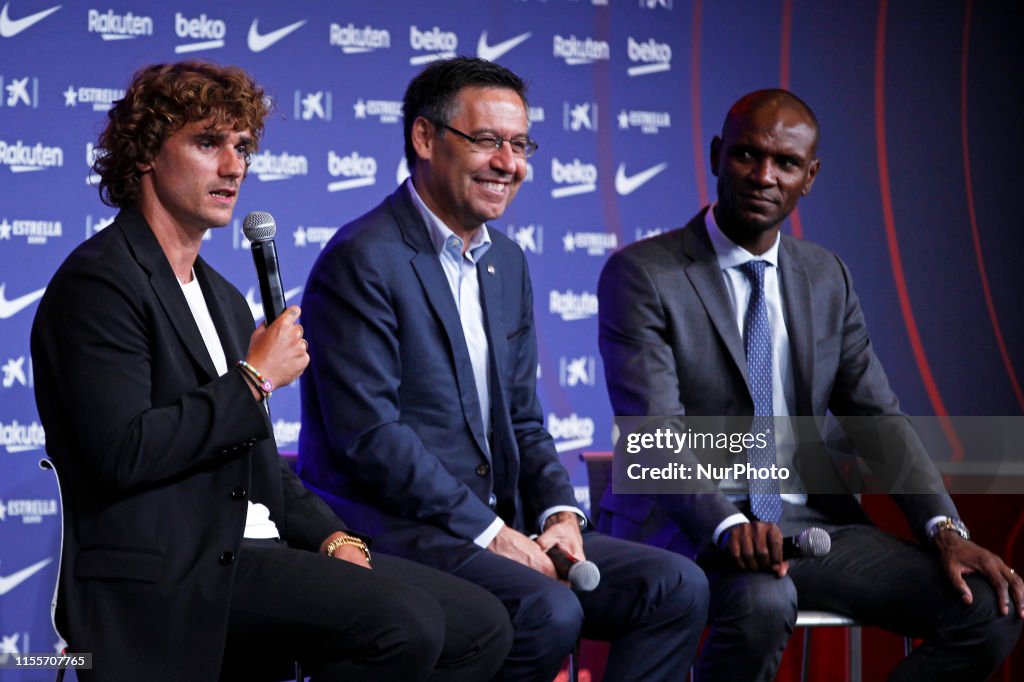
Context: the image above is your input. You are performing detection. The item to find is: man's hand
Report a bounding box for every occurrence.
[321,532,372,570]
[934,532,1024,617]
[722,521,788,577]
[534,512,586,564]
[245,305,309,393]
[488,526,557,579]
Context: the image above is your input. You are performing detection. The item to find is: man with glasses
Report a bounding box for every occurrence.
[299,57,709,681]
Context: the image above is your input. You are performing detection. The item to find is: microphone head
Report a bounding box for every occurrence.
[567,560,601,592]
[243,211,276,243]
[797,527,832,557]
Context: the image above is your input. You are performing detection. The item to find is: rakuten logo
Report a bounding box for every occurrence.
[549,289,598,321]
[0,139,62,172]
[547,413,595,453]
[249,150,309,182]
[87,9,153,40]
[553,34,610,65]
[409,25,457,65]
[327,151,377,191]
[0,420,45,453]
[550,158,597,199]
[174,12,226,53]
[626,37,672,76]
[330,23,390,53]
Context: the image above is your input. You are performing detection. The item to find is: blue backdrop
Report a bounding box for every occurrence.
[1,1,1020,677]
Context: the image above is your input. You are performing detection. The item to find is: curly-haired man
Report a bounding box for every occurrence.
[32,61,511,682]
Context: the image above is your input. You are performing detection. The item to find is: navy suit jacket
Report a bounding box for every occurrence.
[31,208,343,681]
[299,183,577,572]
[596,209,956,553]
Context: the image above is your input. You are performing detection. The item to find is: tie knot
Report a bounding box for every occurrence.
[739,260,768,288]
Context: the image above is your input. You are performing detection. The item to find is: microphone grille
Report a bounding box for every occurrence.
[242,211,276,242]
[567,561,601,592]
[799,527,832,557]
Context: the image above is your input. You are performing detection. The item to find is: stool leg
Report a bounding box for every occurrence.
[801,627,811,682]
[567,639,580,682]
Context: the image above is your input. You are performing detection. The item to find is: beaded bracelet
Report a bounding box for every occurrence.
[236,360,273,398]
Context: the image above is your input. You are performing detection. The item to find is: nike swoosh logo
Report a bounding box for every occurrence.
[0,558,52,596]
[615,162,668,196]
[247,18,306,53]
[0,2,62,38]
[245,286,303,321]
[0,283,45,319]
[477,30,531,62]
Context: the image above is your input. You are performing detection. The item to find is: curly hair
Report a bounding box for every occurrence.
[94,61,269,208]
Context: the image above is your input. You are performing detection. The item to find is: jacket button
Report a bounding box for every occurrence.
[231,487,247,501]
[476,464,490,476]
[219,551,235,565]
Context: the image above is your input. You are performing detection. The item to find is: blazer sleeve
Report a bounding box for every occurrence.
[825,255,958,531]
[503,253,578,521]
[302,237,499,542]
[31,254,271,495]
[598,244,743,547]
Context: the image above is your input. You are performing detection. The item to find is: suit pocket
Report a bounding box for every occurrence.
[75,547,163,583]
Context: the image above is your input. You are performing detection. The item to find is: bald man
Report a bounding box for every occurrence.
[595,89,1021,681]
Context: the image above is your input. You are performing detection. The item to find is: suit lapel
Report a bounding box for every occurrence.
[392,186,492,459]
[118,208,218,381]
[779,238,815,415]
[681,216,752,392]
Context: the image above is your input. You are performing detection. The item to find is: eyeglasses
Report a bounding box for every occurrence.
[438,123,538,159]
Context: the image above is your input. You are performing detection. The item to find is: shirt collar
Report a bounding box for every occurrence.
[704,202,781,271]
[406,178,492,260]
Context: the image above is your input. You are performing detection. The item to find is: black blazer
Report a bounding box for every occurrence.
[31,208,343,681]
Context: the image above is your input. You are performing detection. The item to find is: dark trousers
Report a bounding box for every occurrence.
[692,504,1022,682]
[220,540,513,682]
[451,532,709,682]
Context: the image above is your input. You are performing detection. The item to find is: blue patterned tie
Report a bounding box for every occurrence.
[739,260,782,523]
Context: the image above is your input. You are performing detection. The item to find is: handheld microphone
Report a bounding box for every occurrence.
[782,527,831,559]
[242,211,286,324]
[546,545,601,592]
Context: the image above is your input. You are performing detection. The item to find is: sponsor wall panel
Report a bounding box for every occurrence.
[1,1,1020,676]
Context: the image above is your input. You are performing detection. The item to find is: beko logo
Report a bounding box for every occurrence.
[547,413,595,453]
[553,34,610,65]
[327,151,377,191]
[626,37,672,76]
[409,25,457,65]
[87,9,153,40]
[550,158,597,199]
[330,23,390,53]
[249,150,309,182]
[174,12,226,53]
[0,140,62,172]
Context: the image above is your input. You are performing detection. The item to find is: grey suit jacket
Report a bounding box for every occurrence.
[597,208,956,552]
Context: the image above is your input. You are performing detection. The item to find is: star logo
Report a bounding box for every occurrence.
[0,218,11,239]
[62,85,76,106]
[563,233,575,252]
[293,226,307,247]
[353,99,367,119]
[618,110,629,129]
